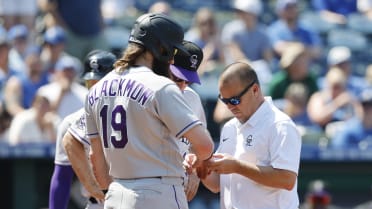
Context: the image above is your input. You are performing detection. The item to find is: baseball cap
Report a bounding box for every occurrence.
[359,88,372,105]
[327,46,351,66]
[169,41,203,84]
[44,26,66,45]
[55,56,80,72]
[276,0,298,13]
[8,24,28,41]
[280,43,306,69]
[233,0,262,15]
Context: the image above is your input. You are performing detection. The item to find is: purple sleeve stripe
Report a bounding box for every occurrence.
[67,128,91,146]
[87,132,99,137]
[176,120,201,138]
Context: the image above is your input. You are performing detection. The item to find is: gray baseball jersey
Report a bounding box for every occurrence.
[85,66,202,179]
[178,86,207,158]
[54,108,88,165]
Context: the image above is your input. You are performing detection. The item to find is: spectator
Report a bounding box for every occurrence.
[358,0,372,19]
[148,1,171,15]
[307,67,362,130]
[185,7,225,75]
[268,0,322,60]
[221,0,273,65]
[365,64,372,86]
[312,0,357,25]
[283,82,321,135]
[8,94,59,145]
[0,102,11,141]
[319,46,368,95]
[0,31,21,101]
[331,88,372,149]
[101,0,136,23]
[0,0,38,30]
[268,43,318,100]
[44,0,109,61]
[39,26,70,80]
[3,51,49,117]
[7,24,31,74]
[300,179,343,209]
[37,55,87,119]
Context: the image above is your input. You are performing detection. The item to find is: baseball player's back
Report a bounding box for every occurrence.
[86,67,201,179]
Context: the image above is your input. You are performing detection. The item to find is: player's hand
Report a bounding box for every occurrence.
[196,160,211,179]
[205,153,236,174]
[184,171,200,201]
[86,184,105,203]
[183,153,197,174]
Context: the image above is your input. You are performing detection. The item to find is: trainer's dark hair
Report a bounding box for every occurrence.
[223,61,260,86]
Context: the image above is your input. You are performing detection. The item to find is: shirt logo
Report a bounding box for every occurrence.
[245,135,253,146]
[222,137,229,142]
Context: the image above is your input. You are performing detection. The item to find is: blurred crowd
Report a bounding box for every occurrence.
[0,0,371,153]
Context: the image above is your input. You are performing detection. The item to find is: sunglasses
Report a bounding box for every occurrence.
[218,80,256,105]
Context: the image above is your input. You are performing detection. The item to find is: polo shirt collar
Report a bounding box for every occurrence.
[239,97,273,129]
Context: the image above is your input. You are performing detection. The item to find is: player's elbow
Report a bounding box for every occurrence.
[195,140,214,160]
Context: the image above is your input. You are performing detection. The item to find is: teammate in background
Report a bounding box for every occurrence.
[169,40,207,201]
[76,13,214,208]
[49,50,116,209]
[186,62,301,209]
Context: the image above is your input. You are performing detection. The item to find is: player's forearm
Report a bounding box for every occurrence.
[63,133,101,192]
[235,161,296,190]
[184,125,215,161]
[90,138,112,189]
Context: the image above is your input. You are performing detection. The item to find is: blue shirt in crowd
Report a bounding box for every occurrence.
[331,118,372,149]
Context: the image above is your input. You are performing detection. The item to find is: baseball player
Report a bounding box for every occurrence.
[169,40,207,201]
[80,13,215,209]
[49,50,116,209]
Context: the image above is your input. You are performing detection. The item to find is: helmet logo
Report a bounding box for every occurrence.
[90,59,99,71]
[139,28,146,37]
[190,54,198,69]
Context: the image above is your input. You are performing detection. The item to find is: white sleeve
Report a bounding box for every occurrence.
[269,120,302,174]
[68,111,90,146]
[85,93,99,139]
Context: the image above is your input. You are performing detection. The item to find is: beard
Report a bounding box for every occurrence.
[152,58,170,78]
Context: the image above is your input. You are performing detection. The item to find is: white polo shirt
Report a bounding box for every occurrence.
[216,97,301,209]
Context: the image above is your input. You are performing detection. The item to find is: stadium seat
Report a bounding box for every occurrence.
[327,29,368,52]
[347,13,372,35]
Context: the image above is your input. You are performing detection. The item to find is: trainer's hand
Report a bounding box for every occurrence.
[184,171,200,201]
[205,153,236,174]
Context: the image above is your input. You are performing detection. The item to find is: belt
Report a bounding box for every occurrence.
[114,176,184,185]
[89,189,108,204]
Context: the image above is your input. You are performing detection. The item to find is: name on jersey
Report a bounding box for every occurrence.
[88,78,154,107]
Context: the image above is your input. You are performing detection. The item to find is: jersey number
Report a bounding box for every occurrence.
[99,105,128,148]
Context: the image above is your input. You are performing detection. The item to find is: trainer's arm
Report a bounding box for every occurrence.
[207,153,297,190]
[200,170,220,193]
[63,132,104,200]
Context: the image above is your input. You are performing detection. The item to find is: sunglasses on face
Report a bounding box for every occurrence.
[218,80,256,105]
